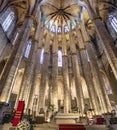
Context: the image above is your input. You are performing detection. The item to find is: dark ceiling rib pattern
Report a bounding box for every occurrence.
[40,0,81,29]
[0,0,116,34]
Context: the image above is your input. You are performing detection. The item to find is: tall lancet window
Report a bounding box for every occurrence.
[2,12,14,32]
[85,50,90,62]
[64,25,69,33]
[101,72,112,95]
[58,50,62,67]
[51,25,56,33]
[58,27,62,33]
[109,15,117,33]
[40,48,44,64]
[24,41,32,58]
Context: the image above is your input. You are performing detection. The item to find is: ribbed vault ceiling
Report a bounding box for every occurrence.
[40,0,81,32]
[0,0,116,41]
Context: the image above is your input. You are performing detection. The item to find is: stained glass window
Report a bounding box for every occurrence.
[58,50,62,67]
[85,50,90,62]
[64,25,69,33]
[24,41,32,58]
[109,15,117,33]
[51,25,56,32]
[40,48,44,64]
[2,12,14,31]
[58,27,62,33]
[102,75,112,94]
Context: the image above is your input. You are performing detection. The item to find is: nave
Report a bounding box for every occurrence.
[0,0,117,129]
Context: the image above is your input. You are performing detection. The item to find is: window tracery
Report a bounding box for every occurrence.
[58,50,62,67]
[109,15,117,33]
[2,11,14,32]
[24,41,32,58]
[40,48,44,64]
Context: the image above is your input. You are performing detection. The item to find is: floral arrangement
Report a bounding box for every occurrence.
[16,119,30,130]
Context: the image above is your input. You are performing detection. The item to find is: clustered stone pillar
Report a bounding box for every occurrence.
[14,69,24,109]
[76,28,100,115]
[18,38,37,113]
[81,23,112,113]
[38,32,50,112]
[67,50,72,112]
[19,22,43,114]
[62,31,71,113]
[69,30,84,115]
[86,2,117,80]
[27,22,44,114]
[0,0,40,103]
[51,31,58,112]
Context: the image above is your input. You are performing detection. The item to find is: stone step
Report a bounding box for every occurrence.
[85,125,110,130]
[33,123,59,130]
[34,128,57,130]
[33,124,111,130]
[109,124,117,130]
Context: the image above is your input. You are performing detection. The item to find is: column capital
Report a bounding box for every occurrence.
[71,52,77,55]
[32,39,39,43]
[38,46,42,49]
[79,48,85,51]
[91,16,102,22]
[52,52,58,56]
[26,15,37,25]
[84,41,90,44]
[44,52,49,54]
[62,55,68,57]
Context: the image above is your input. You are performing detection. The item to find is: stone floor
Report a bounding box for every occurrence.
[0,123,12,130]
[0,123,117,130]
[85,125,111,130]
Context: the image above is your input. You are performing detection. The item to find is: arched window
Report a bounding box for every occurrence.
[103,77,111,94]
[109,15,117,33]
[58,27,62,33]
[24,41,32,58]
[64,25,69,33]
[85,50,90,62]
[58,50,62,67]
[2,11,14,32]
[51,25,56,32]
[101,72,112,95]
[40,48,44,64]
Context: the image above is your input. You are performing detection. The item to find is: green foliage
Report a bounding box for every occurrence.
[16,120,30,130]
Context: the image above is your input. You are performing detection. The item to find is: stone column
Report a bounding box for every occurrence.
[27,22,44,113]
[38,32,50,111]
[0,0,40,103]
[18,38,37,112]
[86,3,117,80]
[62,34,70,113]
[76,29,100,115]
[69,30,84,115]
[14,69,24,109]
[20,22,43,112]
[48,71,52,108]
[68,52,72,113]
[27,49,42,115]
[81,23,112,113]
[51,31,58,111]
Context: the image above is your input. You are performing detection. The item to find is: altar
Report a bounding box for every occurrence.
[55,113,79,124]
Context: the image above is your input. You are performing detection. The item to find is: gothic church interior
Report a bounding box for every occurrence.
[0,0,117,122]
